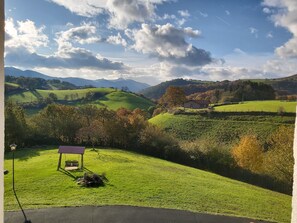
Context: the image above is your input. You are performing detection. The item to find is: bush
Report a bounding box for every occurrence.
[77,173,108,187]
[231,135,263,173]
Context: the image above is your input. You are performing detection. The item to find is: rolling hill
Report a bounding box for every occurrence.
[140,75,297,99]
[6,87,155,112]
[5,67,150,92]
[4,147,292,222]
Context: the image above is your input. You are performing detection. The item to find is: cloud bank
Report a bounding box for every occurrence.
[130,23,213,66]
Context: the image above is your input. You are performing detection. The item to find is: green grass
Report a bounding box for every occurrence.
[5,82,20,88]
[37,88,115,100]
[4,147,291,222]
[6,88,155,112]
[99,91,155,110]
[6,88,115,103]
[215,100,296,113]
[149,113,295,142]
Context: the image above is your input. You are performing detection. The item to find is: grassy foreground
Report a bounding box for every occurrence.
[4,147,291,222]
[214,100,296,113]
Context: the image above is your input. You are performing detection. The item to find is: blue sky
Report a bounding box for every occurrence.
[4,0,297,85]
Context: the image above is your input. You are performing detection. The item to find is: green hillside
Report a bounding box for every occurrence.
[149,113,295,142]
[214,100,296,113]
[99,91,155,110]
[6,88,154,111]
[4,147,291,222]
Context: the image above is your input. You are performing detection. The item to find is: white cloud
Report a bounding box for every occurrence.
[266,32,274,38]
[5,18,48,53]
[233,48,246,55]
[199,11,208,18]
[56,23,102,46]
[5,19,126,71]
[50,0,170,29]
[262,0,297,58]
[225,10,230,15]
[162,14,177,20]
[178,10,190,17]
[49,0,106,17]
[5,46,125,70]
[176,18,186,27]
[263,7,272,13]
[106,33,127,47]
[130,23,212,66]
[249,27,259,38]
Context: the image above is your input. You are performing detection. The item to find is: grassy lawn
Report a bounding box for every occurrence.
[214,100,296,113]
[4,147,291,222]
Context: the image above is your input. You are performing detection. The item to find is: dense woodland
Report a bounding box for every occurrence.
[5,75,77,91]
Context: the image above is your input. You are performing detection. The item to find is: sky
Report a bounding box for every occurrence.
[4,0,297,85]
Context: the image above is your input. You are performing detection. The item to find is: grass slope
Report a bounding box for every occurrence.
[6,88,154,111]
[215,100,296,113]
[4,147,291,222]
[149,113,295,142]
[99,91,155,110]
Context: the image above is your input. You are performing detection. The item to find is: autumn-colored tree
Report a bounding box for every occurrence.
[76,120,109,149]
[160,86,186,108]
[264,126,294,184]
[232,135,263,173]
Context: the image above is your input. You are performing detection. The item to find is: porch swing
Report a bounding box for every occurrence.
[57,146,85,171]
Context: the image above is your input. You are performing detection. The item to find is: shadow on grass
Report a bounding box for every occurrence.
[5,148,41,161]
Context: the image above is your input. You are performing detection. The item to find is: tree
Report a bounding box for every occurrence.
[160,86,186,108]
[77,120,109,149]
[5,102,28,150]
[264,126,294,184]
[232,135,263,173]
[34,104,82,143]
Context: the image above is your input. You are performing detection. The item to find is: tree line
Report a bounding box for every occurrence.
[5,102,294,194]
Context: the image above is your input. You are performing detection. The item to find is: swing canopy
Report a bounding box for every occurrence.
[58,146,85,154]
[57,146,85,170]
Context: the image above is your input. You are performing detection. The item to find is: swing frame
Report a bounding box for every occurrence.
[57,146,85,171]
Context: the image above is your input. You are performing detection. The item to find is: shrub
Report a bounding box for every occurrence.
[77,173,108,187]
[231,135,263,173]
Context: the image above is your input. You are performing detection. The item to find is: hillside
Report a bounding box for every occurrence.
[214,100,297,113]
[5,67,150,92]
[149,112,295,142]
[141,74,297,99]
[6,88,155,112]
[4,147,291,222]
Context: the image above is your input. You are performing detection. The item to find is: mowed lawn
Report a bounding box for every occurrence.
[4,147,292,222]
[215,100,296,113]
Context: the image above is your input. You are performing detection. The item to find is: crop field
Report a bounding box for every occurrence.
[149,113,295,142]
[4,147,291,222]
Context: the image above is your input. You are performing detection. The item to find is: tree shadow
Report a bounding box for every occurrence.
[5,148,41,161]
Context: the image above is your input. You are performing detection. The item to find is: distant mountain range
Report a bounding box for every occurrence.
[4,67,150,92]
